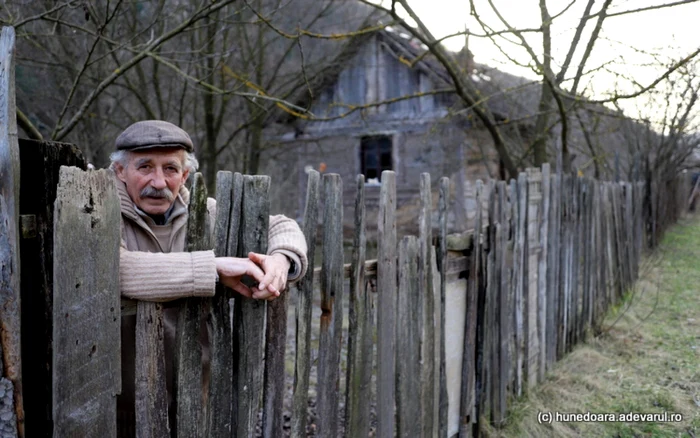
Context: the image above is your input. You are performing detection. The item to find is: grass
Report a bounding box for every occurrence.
[483,215,700,438]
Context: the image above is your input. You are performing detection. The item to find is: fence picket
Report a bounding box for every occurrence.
[537,164,550,381]
[345,175,373,438]
[317,174,344,438]
[233,176,270,438]
[418,173,435,437]
[53,168,120,438]
[377,171,398,438]
[135,302,170,438]
[438,177,450,438]
[0,26,21,438]
[546,172,561,369]
[291,171,320,438]
[175,173,209,438]
[397,236,421,437]
[207,171,235,437]
[459,179,482,437]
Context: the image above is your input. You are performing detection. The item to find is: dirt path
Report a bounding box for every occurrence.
[488,215,700,437]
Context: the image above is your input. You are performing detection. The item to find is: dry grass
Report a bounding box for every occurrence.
[482,215,700,438]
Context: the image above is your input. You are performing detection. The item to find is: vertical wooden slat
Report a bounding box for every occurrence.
[291,171,320,438]
[397,236,421,438]
[537,164,550,381]
[580,180,592,339]
[207,171,234,437]
[53,167,120,438]
[345,174,373,438]
[484,181,498,423]
[437,177,449,438]
[317,174,344,438]
[558,176,570,359]
[489,187,503,425]
[176,172,209,438]
[378,171,398,438]
[135,302,170,437]
[458,180,482,438]
[233,175,270,438]
[546,172,560,368]
[477,180,495,422]
[497,182,509,424]
[0,26,22,438]
[515,174,529,393]
[418,173,435,437]
[262,264,289,438]
[570,177,581,347]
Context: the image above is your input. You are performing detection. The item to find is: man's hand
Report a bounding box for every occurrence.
[215,257,266,298]
[247,252,291,301]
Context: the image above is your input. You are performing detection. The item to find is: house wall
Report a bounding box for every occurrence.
[261,119,500,239]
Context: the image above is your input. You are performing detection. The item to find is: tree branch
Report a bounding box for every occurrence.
[16,108,43,140]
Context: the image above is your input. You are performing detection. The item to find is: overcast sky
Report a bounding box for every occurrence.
[405,0,700,122]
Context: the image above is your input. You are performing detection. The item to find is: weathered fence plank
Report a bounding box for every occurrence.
[175,173,209,438]
[397,236,421,438]
[546,172,561,368]
[135,302,170,438]
[494,182,509,424]
[537,164,550,381]
[377,171,398,438]
[438,177,449,438]
[262,264,289,438]
[0,26,22,438]
[418,173,435,438]
[459,180,483,438]
[516,174,529,393]
[53,167,120,438]
[317,174,344,438]
[291,171,320,438]
[207,171,235,437]
[233,176,270,438]
[345,174,373,438]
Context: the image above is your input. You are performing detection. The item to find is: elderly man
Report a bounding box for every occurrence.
[111,120,308,434]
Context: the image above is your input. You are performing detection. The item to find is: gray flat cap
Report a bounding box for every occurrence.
[115,120,194,152]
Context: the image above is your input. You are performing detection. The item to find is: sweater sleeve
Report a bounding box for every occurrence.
[267,214,308,282]
[120,245,217,301]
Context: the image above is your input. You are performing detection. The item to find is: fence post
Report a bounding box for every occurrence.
[397,236,421,437]
[537,164,550,381]
[418,173,435,437]
[206,171,236,437]
[316,174,344,438]
[0,26,22,438]
[377,171,397,438]
[437,177,450,438]
[546,172,560,368]
[291,171,320,438]
[233,176,270,438]
[345,174,373,438]
[459,179,482,437]
[53,167,120,437]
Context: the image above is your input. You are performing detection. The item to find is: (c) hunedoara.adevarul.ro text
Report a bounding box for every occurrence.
[537,411,683,424]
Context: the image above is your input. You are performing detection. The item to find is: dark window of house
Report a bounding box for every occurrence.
[361,136,392,181]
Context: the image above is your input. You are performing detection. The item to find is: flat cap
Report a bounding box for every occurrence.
[115,120,194,153]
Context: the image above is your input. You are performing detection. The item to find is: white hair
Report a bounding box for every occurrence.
[109,149,199,173]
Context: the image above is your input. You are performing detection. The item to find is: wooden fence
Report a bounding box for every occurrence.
[1,25,696,438]
[45,165,692,438]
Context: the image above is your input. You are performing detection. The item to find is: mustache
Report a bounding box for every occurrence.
[140,186,175,201]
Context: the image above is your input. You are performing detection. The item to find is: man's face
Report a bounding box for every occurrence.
[115,148,190,215]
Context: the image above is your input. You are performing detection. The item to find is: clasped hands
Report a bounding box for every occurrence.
[215,252,290,301]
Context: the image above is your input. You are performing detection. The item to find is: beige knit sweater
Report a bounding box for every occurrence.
[117,176,308,301]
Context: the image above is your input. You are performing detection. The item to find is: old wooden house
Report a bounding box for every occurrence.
[260,28,483,227]
[260,27,653,233]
